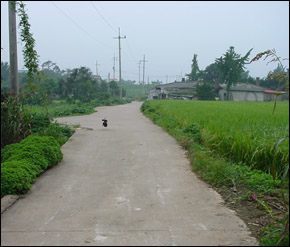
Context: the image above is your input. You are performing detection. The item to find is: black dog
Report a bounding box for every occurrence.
[102,118,108,127]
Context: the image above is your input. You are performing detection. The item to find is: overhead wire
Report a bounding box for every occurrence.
[89,1,140,76]
[52,2,173,82]
[90,1,118,34]
[51,1,113,50]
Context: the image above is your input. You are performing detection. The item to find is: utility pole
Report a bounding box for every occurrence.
[114,27,126,99]
[138,60,142,85]
[142,54,148,94]
[107,73,110,93]
[166,75,168,84]
[95,60,100,76]
[8,1,18,95]
[113,54,118,80]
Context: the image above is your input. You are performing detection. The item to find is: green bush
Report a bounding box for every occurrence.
[35,123,74,146]
[1,135,63,198]
[5,153,46,173]
[2,136,62,168]
[30,111,51,133]
[1,142,22,163]
[1,160,37,182]
[20,135,62,165]
[1,166,33,197]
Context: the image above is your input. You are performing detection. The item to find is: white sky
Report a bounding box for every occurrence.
[1,1,289,83]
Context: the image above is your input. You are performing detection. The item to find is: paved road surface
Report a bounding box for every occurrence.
[1,101,257,246]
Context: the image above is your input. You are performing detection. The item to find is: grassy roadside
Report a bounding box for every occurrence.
[141,100,289,246]
[26,98,132,119]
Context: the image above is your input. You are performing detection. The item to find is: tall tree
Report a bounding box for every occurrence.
[215,46,252,100]
[65,67,98,103]
[41,60,55,70]
[196,83,215,100]
[186,54,200,81]
[199,62,222,96]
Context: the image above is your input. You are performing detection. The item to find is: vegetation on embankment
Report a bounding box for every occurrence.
[141,100,289,246]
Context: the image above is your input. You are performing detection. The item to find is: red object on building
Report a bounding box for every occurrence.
[264,90,286,94]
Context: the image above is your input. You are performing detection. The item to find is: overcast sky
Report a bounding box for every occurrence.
[1,1,289,83]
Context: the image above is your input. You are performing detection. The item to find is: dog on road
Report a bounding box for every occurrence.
[102,118,108,127]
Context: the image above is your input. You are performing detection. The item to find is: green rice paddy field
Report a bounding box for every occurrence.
[141,100,289,179]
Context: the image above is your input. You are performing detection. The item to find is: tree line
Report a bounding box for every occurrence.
[1,60,126,105]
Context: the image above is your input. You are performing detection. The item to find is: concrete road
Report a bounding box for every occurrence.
[1,101,257,246]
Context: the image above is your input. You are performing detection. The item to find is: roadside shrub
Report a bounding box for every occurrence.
[1,135,63,198]
[66,96,74,104]
[1,166,32,197]
[1,142,22,163]
[6,151,49,170]
[1,93,32,148]
[30,111,50,133]
[1,160,37,182]
[5,153,45,173]
[35,122,74,146]
[18,136,62,166]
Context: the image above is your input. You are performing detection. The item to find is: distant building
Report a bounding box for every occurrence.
[148,81,288,102]
[148,81,199,100]
[218,83,288,102]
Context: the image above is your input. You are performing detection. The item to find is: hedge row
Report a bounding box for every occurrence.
[1,136,63,198]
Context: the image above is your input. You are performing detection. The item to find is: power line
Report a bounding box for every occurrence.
[90,1,118,34]
[51,1,113,49]
[125,39,137,61]
[89,2,141,65]
[89,1,138,63]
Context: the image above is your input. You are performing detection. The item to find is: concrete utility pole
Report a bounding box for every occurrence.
[138,60,142,85]
[8,1,18,95]
[113,54,118,80]
[142,54,148,94]
[114,27,126,99]
[95,60,100,76]
[166,75,168,84]
[107,73,110,93]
